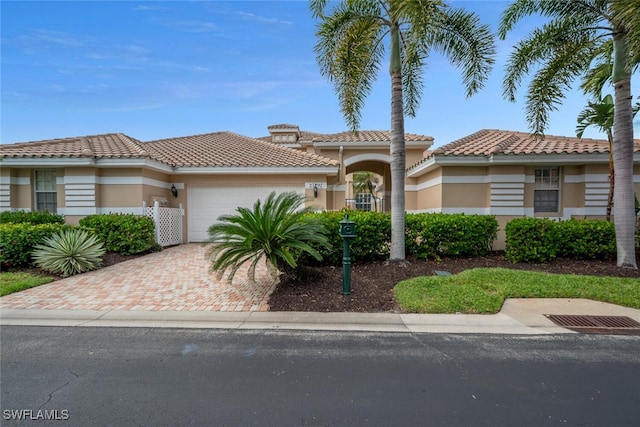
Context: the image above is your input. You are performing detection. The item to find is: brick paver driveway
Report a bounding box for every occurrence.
[0,244,277,312]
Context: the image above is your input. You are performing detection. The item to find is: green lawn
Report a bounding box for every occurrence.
[394,268,640,314]
[0,272,54,296]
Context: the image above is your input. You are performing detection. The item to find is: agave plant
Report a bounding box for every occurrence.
[32,228,106,277]
[206,191,329,282]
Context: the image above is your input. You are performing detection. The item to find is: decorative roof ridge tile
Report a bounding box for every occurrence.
[430,129,498,156]
[310,129,434,142]
[488,134,521,155]
[245,133,339,165]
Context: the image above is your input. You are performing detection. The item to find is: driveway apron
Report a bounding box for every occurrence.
[0,244,276,312]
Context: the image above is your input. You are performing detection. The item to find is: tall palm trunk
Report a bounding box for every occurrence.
[606,128,614,222]
[612,33,637,268]
[389,25,405,260]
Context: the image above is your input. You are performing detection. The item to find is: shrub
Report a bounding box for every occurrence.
[0,210,64,225]
[405,213,498,260]
[79,213,156,255]
[505,218,559,263]
[556,219,616,260]
[301,210,391,266]
[505,218,617,263]
[32,229,106,277]
[206,192,329,281]
[0,223,69,268]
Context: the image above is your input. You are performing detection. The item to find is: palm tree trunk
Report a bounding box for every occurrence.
[389,25,405,260]
[612,34,637,268]
[606,129,614,222]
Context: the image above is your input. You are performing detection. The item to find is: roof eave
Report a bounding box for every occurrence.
[0,156,174,173]
[406,157,437,177]
[313,141,432,149]
[172,166,339,175]
[0,157,96,167]
[95,158,174,173]
[406,152,636,178]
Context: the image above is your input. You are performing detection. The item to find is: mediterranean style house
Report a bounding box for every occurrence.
[1,125,639,249]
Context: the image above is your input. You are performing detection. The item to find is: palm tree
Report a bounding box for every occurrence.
[311,0,495,260]
[206,192,329,282]
[499,0,640,268]
[576,95,640,221]
[576,94,615,221]
[352,171,380,211]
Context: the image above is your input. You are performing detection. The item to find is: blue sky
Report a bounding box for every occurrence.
[1,0,637,147]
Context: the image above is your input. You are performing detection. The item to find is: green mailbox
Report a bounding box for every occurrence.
[339,214,356,295]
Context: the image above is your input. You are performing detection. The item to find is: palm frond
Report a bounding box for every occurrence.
[424,7,496,98]
[525,30,598,136]
[313,1,386,131]
[576,94,614,138]
[499,0,609,39]
[611,0,640,68]
[580,40,614,98]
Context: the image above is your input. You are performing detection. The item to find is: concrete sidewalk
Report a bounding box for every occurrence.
[2,298,639,334]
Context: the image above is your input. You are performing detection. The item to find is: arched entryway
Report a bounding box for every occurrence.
[343,154,391,212]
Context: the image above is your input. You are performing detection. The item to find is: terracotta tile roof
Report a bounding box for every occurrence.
[144,131,339,168]
[0,133,149,159]
[267,123,299,130]
[425,129,640,157]
[310,130,434,143]
[258,129,434,144]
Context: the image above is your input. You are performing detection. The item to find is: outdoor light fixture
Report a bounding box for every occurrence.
[170,184,178,198]
[313,184,318,198]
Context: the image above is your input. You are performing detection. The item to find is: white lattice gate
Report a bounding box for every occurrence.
[143,201,184,247]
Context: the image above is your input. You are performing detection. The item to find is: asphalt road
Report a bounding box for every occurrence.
[1,326,639,426]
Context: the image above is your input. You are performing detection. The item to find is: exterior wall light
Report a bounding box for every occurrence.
[170,184,178,198]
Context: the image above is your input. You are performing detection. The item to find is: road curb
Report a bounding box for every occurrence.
[0,307,551,334]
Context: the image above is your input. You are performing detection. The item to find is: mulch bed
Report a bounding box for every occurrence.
[268,252,640,313]
[12,250,639,314]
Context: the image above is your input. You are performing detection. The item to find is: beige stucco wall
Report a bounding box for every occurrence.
[3,169,33,210]
[414,168,442,211]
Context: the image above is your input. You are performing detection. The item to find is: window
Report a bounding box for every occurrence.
[534,167,559,213]
[35,169,57,212]
[355,193,372,212]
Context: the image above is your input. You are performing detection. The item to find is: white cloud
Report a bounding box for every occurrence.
[236,11,292,26]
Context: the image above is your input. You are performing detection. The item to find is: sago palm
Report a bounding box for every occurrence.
[206,191,329,282]
[311,0,495,260]
[499,0,640,268]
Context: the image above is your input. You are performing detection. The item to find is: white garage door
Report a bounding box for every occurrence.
[187,185,304,242]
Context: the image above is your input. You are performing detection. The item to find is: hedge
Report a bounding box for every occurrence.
[79,213,156,255]
[301,210,391,265]
[300,211,498,266]
[405,213,498,260]
[0,210,64,225]
[556,219,616,260]
[505,218,616,263]
[0,223,69,267]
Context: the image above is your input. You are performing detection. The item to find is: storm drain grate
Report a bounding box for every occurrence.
[544,314,640,335]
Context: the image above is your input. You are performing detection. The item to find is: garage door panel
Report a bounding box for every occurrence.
[187,186,304,242]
